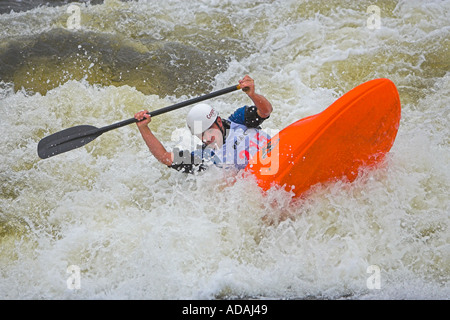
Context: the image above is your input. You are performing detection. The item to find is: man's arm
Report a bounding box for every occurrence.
[239,75,273,118]
[135,110,174,166]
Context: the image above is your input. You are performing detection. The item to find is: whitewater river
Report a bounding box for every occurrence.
[1,0,448,299]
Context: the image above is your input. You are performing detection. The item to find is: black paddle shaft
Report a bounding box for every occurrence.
[37,84,241,159]
[97,84,241,134]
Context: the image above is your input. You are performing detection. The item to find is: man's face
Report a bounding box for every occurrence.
[199,121,223,149]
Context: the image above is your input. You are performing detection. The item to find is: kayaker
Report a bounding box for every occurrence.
[134,75,273,173]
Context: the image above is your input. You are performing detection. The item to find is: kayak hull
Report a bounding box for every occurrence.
[246,78,401,197]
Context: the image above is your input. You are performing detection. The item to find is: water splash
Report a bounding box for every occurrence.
[1,0,449,299]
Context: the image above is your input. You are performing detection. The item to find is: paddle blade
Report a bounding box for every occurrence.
[38,125,102,159]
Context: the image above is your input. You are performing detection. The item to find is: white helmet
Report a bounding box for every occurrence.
[186,103,218,135]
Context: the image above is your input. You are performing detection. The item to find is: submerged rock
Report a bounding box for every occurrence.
[0,28,229,97]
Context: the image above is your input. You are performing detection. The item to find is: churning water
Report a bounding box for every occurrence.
[0,0,449,299]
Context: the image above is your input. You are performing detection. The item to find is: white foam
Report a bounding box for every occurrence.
[1,0,449,299]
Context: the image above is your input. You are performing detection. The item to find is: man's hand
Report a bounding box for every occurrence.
[134,109,174,166]
[134,110,151,129]
[239,75,256,96]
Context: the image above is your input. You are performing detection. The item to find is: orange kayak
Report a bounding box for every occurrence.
[246,78,401,197]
